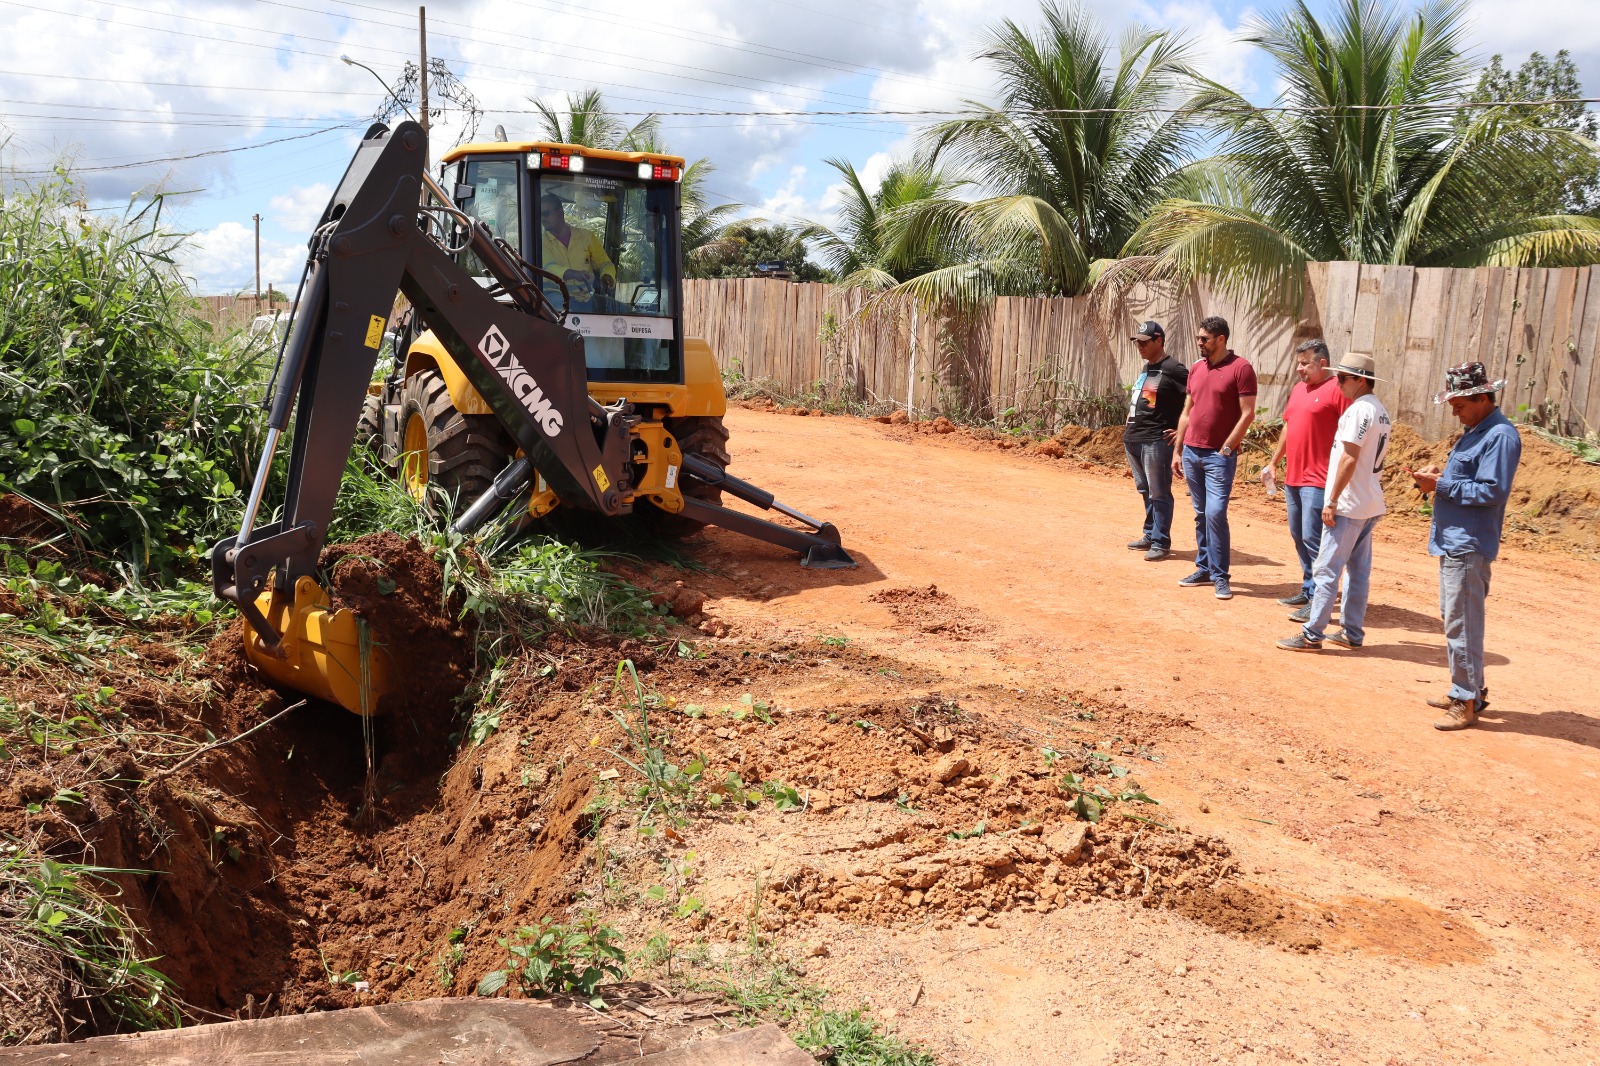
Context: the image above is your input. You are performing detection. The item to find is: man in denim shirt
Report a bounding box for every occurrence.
[1410,362,1522,731]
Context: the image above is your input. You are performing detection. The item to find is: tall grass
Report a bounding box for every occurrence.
[0,177,275,574]
[0,847,182,1036]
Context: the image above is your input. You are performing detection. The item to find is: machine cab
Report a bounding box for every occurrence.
[439,140,686,385]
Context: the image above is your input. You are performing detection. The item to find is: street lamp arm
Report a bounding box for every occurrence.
[339,54,417,123]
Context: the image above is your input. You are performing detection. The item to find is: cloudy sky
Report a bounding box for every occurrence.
[1,0,1593,294]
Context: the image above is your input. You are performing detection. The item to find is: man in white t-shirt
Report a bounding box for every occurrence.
[1276,353,1390,652]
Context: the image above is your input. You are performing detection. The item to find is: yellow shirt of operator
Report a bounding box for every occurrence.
[542,225,616,291]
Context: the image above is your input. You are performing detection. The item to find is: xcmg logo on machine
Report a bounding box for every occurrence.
[478,325,564,438]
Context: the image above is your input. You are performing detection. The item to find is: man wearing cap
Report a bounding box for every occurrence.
[1261,339,1350,611]
[1277,354,1390,653]
[1171,316,1258,600]
[540,193,615,311]
[1123,321,1188,561]
[1410,362,1523,731]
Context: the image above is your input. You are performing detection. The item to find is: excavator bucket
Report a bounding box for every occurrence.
[242,576,397,716]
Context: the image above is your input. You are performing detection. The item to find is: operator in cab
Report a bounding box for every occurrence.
[540,193,615,312]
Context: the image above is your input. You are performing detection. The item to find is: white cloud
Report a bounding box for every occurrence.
[756,165,817,225]
[1463,0,1600,87]
[175,220,302,297]
[269,183,332,235]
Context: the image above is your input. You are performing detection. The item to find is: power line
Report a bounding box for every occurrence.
[2,124,354,177]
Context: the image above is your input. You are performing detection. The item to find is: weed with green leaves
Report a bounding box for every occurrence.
[476,914,627,1008]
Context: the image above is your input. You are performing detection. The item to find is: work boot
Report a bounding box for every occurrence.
[1127,537,1153,551]
[1432,698,1479,731]
[1427,688,1488,712]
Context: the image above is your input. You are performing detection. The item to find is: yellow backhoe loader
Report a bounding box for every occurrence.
[211,122,853,716]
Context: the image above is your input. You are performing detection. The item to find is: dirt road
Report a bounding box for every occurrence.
[684,407,1600,1064]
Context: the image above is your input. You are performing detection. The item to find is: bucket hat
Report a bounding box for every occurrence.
[1434,361,1504,404]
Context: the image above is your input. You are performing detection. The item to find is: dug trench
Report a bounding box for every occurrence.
[3,530,1486,1047]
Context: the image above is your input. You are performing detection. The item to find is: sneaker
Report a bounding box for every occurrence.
[1213,577,1233,600]
[1325,629,1362,649]
[1178,570,1211,587]
[1287,605,1311,624]
[1427,688,1489,712]
[1276,632,1322,652]
[1432,698,1479,731]
[1127,537,1153,551]
[1277,592,1310,606]
[1143,545,1170,562]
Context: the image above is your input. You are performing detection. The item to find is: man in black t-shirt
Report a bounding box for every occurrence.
[1123,321,1189,561]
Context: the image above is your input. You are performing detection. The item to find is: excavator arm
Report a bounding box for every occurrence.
[212,122,852,715]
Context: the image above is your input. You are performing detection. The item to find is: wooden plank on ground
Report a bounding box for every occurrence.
[0,1000,604,1066]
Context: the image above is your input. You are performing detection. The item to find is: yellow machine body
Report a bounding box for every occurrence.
[402,332,724,519]
[243,576,395,716]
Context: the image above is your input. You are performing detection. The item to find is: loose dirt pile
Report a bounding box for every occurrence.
[867,585,990,639]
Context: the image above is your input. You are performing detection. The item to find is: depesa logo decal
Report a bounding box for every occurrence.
[478,325,564,437]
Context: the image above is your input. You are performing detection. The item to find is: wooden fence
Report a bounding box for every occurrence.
[684,263,1600,440]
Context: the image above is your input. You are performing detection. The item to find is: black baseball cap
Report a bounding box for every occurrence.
[1131,320,1165,341]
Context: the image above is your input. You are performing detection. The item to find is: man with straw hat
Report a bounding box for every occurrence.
[1409,362,1523,731]
[1276,353,1390,654]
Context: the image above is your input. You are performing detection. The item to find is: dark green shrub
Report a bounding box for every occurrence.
[0,176,273,573]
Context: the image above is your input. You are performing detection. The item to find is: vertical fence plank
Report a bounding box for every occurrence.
[1397,269,1446,430]
[1533,268,1577,420]
[1579,270,1600,435]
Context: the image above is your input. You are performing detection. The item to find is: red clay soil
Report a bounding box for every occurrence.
[7,404,1600,1063]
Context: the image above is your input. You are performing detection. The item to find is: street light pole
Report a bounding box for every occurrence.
[252,213,261,308]
[339,54,415,122]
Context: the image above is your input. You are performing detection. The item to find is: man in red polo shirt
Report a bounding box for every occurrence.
[1171,315,1258,600]
[1261,339,1350,612]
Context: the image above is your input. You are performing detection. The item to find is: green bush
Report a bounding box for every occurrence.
[0,176,273,574]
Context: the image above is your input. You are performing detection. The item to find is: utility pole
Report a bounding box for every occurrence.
[252,213,262,309]
[418,7,430,142]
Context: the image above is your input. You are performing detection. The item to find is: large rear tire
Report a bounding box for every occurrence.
[647,415,731,538]
[397,369,514,510]
[354,392,383,452]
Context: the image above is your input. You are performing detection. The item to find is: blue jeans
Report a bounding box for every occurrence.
[1284,485,1327,599]
[1125,440,1175,549]
[1303,514,1380,643]
[1181,446,1238,580]
[1439,551,1492,701]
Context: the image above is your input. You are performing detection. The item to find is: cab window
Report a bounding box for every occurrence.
[538,170,677,381]
[454,158,521,277]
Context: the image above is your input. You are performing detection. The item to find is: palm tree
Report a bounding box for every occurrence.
[1130,0,1600,308]
[528,88,740,269]
[679,158,742,272]
[803,156,971,290]
[532,88,661,151]
[886,2,1199,307]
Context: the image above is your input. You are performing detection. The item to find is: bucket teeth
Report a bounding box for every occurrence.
[243,576,396,715]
